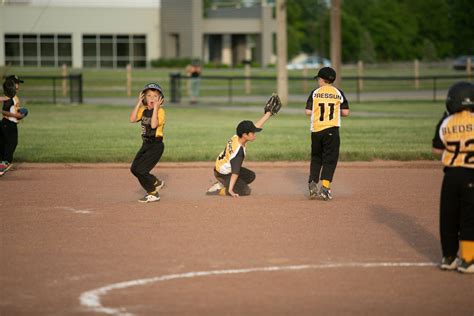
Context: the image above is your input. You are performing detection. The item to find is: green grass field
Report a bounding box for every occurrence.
[13,100,444,162]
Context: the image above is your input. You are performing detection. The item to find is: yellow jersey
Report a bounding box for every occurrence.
[306,85,349,132]
[437,110,474,168]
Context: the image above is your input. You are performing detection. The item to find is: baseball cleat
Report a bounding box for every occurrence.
[319,186,333,201]
[138,192,160,203]
[457,259,474,274]
[0,162,12,176]
[308,181,318,200]
[440,256,460,270]
[155,179,165,191]
[206,182,224,195]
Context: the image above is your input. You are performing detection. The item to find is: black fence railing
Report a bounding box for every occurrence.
[3,74,83,104]
[170,73,473,104]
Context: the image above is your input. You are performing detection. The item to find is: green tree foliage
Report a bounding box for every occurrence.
[285,0,472,62]
[286,0,329,59]
[449,0,474,55]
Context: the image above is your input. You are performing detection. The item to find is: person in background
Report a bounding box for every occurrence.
[186,59,202,104]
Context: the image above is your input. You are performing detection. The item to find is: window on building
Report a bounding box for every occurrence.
[4,33,72,67]
[57,35,72,66]
[23,34,38,66]
[5,34,20,66]
[83,35,98,68]
[82,34,147,68]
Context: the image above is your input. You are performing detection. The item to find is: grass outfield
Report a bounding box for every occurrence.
[13,101,444,162]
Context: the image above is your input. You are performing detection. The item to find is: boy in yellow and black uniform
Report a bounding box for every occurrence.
[207,112,272,197]
[305,67,349,200]
[432,81,474,274]
[130,83,166,203]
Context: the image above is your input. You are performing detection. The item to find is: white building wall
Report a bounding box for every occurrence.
[0,5,161,68]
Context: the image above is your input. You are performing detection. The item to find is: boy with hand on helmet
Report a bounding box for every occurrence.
[130,83,166,203]
[432,81,474,274]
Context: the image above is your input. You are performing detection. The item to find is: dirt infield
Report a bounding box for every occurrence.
[1,161,472,315]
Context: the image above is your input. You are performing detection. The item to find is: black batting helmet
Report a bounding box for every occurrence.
[446,81,474,114]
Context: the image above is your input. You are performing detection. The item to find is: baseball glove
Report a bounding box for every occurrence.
[264,93,282,115]
[19,108,28,118]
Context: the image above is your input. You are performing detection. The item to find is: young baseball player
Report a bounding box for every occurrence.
[129,83,166,203]
[432,81,474,274]
[206,112,274,197]
[0,75,26,176]
[306,67,349,200]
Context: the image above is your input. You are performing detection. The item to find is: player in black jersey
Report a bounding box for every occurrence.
[129,83,166,203]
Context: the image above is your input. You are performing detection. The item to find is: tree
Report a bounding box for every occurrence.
[359,30,376,63]
[449,0,474,55]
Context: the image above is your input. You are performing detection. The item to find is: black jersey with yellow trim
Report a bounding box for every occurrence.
[136,106,165,139]
[434,110,474,168]
[306,85,349,132]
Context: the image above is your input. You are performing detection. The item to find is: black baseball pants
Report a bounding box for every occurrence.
[130,141,164,193]
[439,167,474,257]
[214,167,256,196]
[0,119,18,163]
[309,127,340,183]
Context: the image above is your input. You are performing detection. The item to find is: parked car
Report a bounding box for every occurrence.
[453,55,474,70]
[287,55,331,70]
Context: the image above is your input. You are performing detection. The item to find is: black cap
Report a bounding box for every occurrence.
[236,120,262,136]
[142,83,164,98]
[314,67,336,83]
[5,75,24,84]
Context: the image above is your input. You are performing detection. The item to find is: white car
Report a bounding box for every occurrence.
[287,56,331,70]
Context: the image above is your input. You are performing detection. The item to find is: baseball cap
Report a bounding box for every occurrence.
[236,120,262,136]
[142,83,164,97]
[5,75,24,84]
[314,67,336,83]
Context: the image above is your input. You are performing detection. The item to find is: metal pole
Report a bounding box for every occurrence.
[229,78,233,104]
[79,74,83,103]
[69,75,73,103]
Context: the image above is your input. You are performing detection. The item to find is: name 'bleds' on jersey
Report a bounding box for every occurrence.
[439,111,474,168]
[215,135,246,175]
[306,85,349,132]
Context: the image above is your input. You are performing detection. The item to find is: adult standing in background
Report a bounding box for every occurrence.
[186,59,202,104]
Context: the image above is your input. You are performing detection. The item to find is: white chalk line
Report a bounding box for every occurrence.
[79,261,437,316]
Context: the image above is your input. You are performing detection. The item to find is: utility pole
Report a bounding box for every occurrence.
[276,0,288,106]
[330,0,341,87]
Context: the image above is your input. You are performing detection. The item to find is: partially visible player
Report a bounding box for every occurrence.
[306,67,349,200]
[432,81,474,274]
[129,83,166,203]
[0,75,26,176]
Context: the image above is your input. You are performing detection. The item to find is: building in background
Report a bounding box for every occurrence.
[0,0,276,68]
